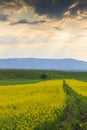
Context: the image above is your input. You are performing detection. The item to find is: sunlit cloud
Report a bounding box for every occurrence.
[0,0,87,61]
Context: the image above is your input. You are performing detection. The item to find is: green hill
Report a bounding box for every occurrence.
[0,69,87,86]
[0,69,87,80]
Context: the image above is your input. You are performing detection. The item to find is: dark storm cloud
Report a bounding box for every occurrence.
[0,0,87,18]
[10,19,46,25]
[70,1,87,15]
[25,0,76,18]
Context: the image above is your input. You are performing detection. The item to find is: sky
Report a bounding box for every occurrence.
[0,0,87,61]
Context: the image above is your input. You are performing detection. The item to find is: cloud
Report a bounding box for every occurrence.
[69,1,87,15]
[0,0,87,61]
[0,0,87,18]
[0,13,8,21]
[26,0,75,18]
[54,26,61,30]
[0,35,20,45]
[10,19,46,25]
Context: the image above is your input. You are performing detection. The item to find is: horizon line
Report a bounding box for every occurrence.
[0,57,87,62]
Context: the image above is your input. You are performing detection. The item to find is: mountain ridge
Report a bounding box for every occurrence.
[0,58,87,71]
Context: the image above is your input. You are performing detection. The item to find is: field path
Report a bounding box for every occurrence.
[58,80,87,130]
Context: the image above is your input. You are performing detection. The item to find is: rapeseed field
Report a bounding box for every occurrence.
[66,80,87,96]
[0,80,66,130]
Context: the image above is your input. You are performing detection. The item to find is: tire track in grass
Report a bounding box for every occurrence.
[58,80,87,130]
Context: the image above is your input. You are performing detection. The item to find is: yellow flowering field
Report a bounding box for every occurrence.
[66,79,87,96]
[0,80,66,130]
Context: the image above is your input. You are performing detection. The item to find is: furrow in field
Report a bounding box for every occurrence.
[59,80,87,130]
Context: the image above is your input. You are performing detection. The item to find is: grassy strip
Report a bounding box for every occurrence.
[59,81,87,130]
[0,79,42,86]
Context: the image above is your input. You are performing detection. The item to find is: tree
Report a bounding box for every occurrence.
[40,73,48,80]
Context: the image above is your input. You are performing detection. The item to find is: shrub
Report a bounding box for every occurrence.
[40,74,48,80]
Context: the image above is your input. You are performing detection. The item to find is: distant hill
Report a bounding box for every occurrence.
[0,58,87,71]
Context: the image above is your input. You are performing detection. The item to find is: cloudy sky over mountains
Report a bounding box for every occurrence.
[0,0,87,60]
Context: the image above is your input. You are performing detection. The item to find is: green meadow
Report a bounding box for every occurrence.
[0,69,87,130]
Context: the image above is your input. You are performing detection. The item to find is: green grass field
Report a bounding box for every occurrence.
[0,69,87,83]
[0,70,87,130]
